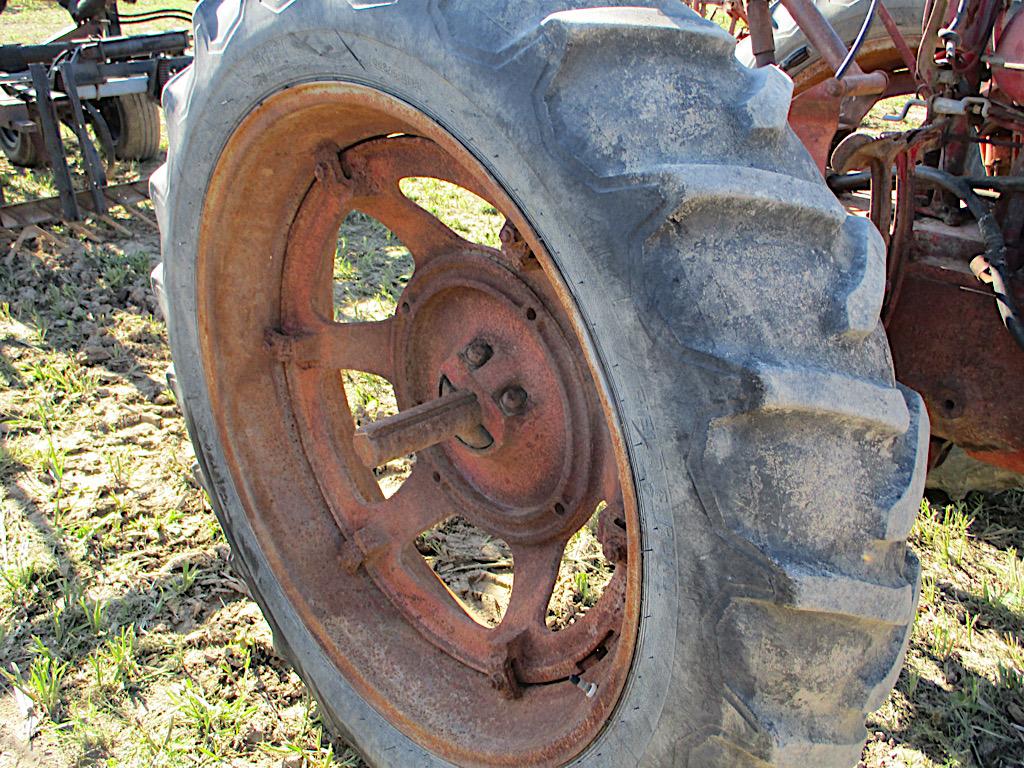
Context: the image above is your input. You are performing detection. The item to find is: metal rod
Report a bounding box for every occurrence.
[59,63,107,216]
[746,0,777,67]
[877,0,918,72]
[353,389,482,468]
[28,63,78,221]
[780,0,864,75]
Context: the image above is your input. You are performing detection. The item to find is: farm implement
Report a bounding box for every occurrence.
[0,0,189,229]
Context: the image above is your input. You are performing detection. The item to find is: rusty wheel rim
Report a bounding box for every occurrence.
[198,83,640,766]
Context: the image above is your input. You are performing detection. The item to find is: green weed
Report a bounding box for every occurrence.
[106,625,141,689]
[3,638,69,720]
[172,678,258,755]
[78,595,106,636]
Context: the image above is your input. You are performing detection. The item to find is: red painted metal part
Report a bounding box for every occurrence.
[788,80,843,172]
[771,0,1024,474]
[885,219,1024,471]
[994,10,1024,104]
[878,0,918,73]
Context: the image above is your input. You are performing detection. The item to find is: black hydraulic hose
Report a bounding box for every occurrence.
[115,10,193,24]
[827,170,873,193]
[828,171,1024,194]
[836,0,880,79]
[963,176,1024,192]
[914,165,1024,350]
[116,8,191,17]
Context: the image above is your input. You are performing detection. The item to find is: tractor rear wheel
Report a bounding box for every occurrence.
[153,2,927,765]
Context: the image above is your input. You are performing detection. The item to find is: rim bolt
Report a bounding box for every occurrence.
[499,385,528,416]
[464,340,493,368]
[569,674,598,698]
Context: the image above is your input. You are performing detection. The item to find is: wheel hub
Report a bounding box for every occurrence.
[395,251,600,544]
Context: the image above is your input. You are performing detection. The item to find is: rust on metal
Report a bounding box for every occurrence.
[278,130,632,756]
[352,388,483,468]
[886,219,1024,470]
[195,82,643,767]
[789,79,844,172]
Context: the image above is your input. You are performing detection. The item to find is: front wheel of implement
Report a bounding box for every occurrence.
[155,3,928,766]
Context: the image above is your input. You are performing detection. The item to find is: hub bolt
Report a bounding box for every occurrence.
[464,340,493,368]
[569,674,598,698]
[499,385,528,416]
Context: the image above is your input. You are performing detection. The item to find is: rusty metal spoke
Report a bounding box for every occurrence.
[499,540,567,636]
[284,364,384,508]
[518,568,627,684]
[348,468,498,674]
[344,136,493,201]
[366,539,496,672]
[355,185,483,266]
[343,136,501,266]
[352,464,449,544]
[282,147,353,329]
[265,318,395,379]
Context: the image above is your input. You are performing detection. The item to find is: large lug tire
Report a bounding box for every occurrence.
[153,2,928,766]
[96,93,161,161]
[0,125,42,167]
[735,0,925,90]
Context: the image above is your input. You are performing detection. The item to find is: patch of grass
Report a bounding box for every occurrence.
[866,492,1024,767]
[400,177,504,247]
[3,637,69,721]
[0,0,194,44]
[172,677,259,757]
[105,624,141,690]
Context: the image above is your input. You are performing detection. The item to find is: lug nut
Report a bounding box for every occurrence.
[464,340,493,368]
[499,385,528,415]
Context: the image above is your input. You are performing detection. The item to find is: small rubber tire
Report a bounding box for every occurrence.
[95,93,161,161]
[0,125,42,167]
[154,2,928,765]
